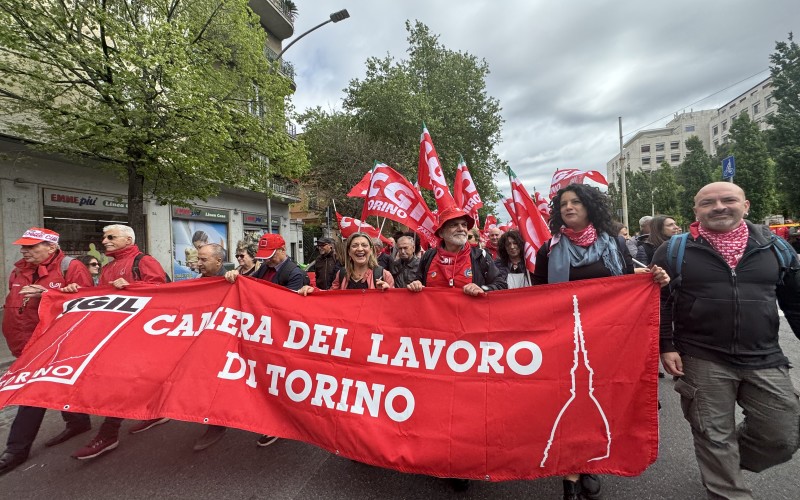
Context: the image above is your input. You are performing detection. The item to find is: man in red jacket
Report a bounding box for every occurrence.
[0,228,94,475]
[68,224,168,460]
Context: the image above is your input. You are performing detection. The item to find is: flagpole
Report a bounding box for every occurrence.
[360,162,379,232]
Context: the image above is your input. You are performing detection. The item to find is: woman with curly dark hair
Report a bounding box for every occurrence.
[495,230,529,288]
[531,183,670,500]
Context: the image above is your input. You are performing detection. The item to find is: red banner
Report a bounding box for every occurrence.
[0,275,659,481]
[549,169,609,199]
[364,163,438,247]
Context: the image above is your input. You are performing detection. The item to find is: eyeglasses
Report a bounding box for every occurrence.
[235,254,246,259]
[89,262,100,267]
[20,242,46,250]
[102,234,121,241]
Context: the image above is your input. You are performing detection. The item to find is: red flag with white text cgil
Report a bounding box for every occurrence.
[549,169,608,199]
[454,156,483,224]
[508,167,552,273]
[347,170,374,198]
[364,162,439,247]
[336,212,390,245]
[418,123,456,212]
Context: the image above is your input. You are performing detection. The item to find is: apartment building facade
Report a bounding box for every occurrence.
[707,77,776,155]
[606,110,717,185]
[0,0,305,289]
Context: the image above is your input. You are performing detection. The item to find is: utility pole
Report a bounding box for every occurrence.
[619,117,629,228]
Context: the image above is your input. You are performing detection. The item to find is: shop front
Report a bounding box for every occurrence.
[171,206,230,281]
[42,188,130,261]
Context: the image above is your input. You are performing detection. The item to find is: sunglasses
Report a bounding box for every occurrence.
[102,234,122,241]
[89,262,100,267]
[235,254,246,259]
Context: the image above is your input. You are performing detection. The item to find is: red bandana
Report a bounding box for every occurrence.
[693,221,749,268]
[560,223,598,247]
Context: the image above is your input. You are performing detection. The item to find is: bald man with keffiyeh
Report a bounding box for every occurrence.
[655,182,800,500]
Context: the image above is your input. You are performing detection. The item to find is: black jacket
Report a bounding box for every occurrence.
[415,246,507,291]
[653,221,800,369]
[311,252,340,290]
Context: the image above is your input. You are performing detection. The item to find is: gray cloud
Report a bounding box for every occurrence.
[287,0,798,212]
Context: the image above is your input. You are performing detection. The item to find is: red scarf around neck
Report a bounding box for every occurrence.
[692,221,749,268]
[560,223,597,247]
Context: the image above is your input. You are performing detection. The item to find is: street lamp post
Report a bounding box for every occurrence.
[266,8,350,233]
[274,9,350,62]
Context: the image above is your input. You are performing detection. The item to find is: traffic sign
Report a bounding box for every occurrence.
[722,155,736,179]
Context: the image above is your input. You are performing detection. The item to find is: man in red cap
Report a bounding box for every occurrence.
[68,224,168,460]
[407,208,506,492]
[0,227,93,475]
[249,233,307,291]
[408,206,507,296]
[226,232,306,447]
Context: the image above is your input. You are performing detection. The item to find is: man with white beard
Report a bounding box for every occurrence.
[406,207,506,491]
[408,206,506,296]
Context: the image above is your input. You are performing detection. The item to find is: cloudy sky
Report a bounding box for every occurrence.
[285,0,797,200]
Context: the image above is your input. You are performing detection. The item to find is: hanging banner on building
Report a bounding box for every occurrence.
[0,275,659,481]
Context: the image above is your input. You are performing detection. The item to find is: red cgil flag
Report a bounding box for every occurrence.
[549,169,608,199]
[336,212,390,245]
[508,167,552,273]
[418,123,456,212]
[534,191,551,222]
[364,162,439,247]
[453,156,483,224]
[346,170,374,198]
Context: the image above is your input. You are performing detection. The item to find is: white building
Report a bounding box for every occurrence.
[606,110,717,185]
[707,77,776,155]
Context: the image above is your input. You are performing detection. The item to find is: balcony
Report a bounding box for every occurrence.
[248,0,294,40]
[265,46,295,85]
[270,177,300,200]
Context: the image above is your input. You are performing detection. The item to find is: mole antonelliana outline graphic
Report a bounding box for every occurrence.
[540,295,611,468]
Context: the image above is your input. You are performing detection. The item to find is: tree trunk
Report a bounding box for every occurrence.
[127,162,147,252]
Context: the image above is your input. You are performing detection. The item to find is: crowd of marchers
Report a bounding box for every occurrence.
[2,181,800,500]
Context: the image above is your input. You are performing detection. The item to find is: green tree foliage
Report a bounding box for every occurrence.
[0,0,308,236]
[652,162,683,223]
[342,21,505,206]
[766,34,800,215]
[729,112,776,221]
[298,107,407,219]
[607,168,653,233]
[677,136,717,223]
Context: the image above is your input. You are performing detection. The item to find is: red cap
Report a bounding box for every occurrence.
[256,233,285,259]
[13,227,60,245]
[434,206,475,236]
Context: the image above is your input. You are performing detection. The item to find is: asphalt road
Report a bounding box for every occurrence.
[1,320,800,500]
